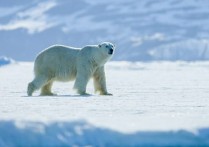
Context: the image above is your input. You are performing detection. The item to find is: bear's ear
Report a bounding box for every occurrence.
[98,44,102,48]
[113,44,116,48]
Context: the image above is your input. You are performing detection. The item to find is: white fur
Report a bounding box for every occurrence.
[27,42,115,96]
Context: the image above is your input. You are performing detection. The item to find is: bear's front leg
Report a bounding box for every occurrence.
[73,71,91,95]
[93,66,112,95]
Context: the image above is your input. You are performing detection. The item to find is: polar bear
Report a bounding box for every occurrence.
[27,42,115,96]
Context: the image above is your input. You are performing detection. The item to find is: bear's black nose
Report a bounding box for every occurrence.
[108,49,113,54]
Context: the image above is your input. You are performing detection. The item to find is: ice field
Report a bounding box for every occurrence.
[0,61,209,146]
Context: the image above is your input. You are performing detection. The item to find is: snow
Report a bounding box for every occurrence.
[1,121,209,147]
[0,56,14,66]
[1,0,209,144]
[1,61,209,146]
[149,39,209,61]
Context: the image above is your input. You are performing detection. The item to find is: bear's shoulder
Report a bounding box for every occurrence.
[82,45,98,50]
[81,45,100,53]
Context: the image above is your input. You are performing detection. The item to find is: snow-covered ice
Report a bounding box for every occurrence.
[0,57,14,66]
[0,61,209,146]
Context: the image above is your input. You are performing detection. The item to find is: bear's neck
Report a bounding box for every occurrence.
[92,52,110,67]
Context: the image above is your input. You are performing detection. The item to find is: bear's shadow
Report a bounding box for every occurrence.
[22,94,93,98]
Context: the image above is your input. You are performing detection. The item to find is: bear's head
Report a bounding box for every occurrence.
[81,42,115,66]
[98,42,115,57]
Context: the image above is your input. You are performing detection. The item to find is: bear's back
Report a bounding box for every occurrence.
[34,45,80,79]
[35,45,79,63]
[39,45,79,57]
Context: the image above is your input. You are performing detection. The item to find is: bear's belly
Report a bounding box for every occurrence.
[54,70,76,82]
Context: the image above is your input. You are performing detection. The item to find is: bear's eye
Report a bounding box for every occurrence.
[105,45,108,48]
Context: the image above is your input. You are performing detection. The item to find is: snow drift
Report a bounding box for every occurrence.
[0,120,209,147]
[0,56,14,66]
[149,39,209,61]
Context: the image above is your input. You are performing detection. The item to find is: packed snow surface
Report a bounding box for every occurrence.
[0,61,209,146]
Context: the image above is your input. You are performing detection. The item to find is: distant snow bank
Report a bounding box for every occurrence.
[107,61,209,71]
[148,39,209,61]
[0,56,15,66]
[0,120,209,146]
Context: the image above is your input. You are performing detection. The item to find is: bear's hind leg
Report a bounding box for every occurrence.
[27,82,36,96]
[41,81,56,96]
[27,75,49,96]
